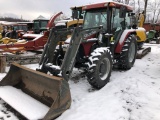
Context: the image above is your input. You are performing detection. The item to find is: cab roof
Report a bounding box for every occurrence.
[70,6,83,10]
[82,1,133,11]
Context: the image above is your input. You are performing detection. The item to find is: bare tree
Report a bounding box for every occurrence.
[132,0,145,20]
[137,0,141,13]
[113,0,135,5]
[130,0,137,10]
[148,0,160,23]
[143,0,149,21]
[113,0,123,3]
[155,9,160,23]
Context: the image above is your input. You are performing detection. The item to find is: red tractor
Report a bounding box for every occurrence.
[39,2,138,89]
[0,2,138,120]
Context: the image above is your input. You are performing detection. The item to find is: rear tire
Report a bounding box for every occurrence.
[119,34,137,70]
[86,48,112,89]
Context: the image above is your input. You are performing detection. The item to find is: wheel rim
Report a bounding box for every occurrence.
[128,42,135,63]
[99,58,111,81]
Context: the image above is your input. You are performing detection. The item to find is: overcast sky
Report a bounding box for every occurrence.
[0,0,112,21]
[0,0,156,21]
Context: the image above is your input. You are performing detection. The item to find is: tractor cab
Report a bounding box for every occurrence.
[82,3,133,30]
[81,2,135,53]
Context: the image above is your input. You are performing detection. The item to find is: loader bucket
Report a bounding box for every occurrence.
[0,63,71,120]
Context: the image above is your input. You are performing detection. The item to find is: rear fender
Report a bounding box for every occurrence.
[115,29,136,53]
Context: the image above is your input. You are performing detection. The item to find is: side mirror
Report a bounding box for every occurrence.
[72,7,78,19]
[130,16,137,29]
[119,6,127,18]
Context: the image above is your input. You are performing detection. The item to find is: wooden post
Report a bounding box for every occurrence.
[0,55,6,73]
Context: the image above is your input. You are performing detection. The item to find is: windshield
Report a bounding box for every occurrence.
[83,10,107,29]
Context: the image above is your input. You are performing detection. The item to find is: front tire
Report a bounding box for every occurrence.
[86,48,113,89]
[119,34,137,70]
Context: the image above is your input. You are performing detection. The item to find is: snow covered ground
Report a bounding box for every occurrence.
[0,43,160,120]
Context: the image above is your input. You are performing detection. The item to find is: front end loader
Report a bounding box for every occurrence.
[0,63,71,119]
[0,2,138,119]
[0,27,74,119]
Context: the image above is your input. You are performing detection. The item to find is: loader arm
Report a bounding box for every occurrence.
[61,26,104,81]
[38,26,103,81]
[38,27,73,73]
